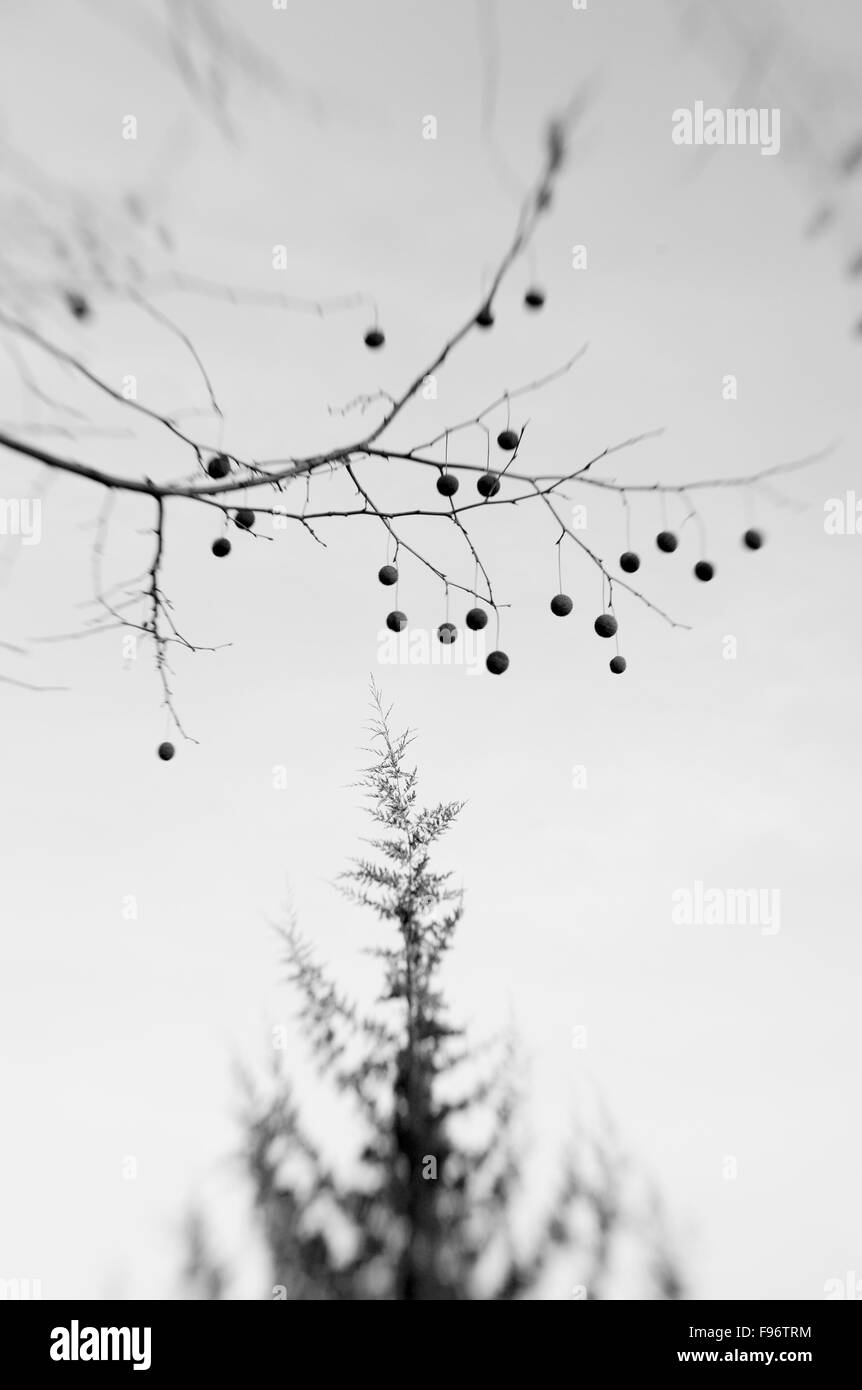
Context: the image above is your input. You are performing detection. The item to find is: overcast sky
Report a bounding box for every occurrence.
[1,0,861,1299]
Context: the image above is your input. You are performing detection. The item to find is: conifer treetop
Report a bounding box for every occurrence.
[187,689,683,1300]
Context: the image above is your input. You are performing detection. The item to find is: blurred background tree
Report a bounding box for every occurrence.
[185,689,683,1301]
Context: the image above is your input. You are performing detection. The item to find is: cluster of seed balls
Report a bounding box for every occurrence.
[374,524,764,684]
[547,526,765,678]
[376,561,509,675]
[157,298,762,757]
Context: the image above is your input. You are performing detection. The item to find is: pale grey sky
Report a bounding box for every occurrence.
[1,0,860,1299]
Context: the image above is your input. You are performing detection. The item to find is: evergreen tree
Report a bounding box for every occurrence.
[189,689,681,1300]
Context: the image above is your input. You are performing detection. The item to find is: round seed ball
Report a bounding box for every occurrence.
[609,655,627,674]
[211,537,231,558]
[477,472,501,498]
[66,291,90,320]
[656,531,678,553]
[386,610,407,632]
[486,650,509,675]
[619,551,640,573]
[436,473,459,497]
[235,508,255,530]
[466,607,488,631]
[594,613,618,638]
[157,741,175,761]
[694,560,715,582]
[550,594,573,617]
[378,564,398,586]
